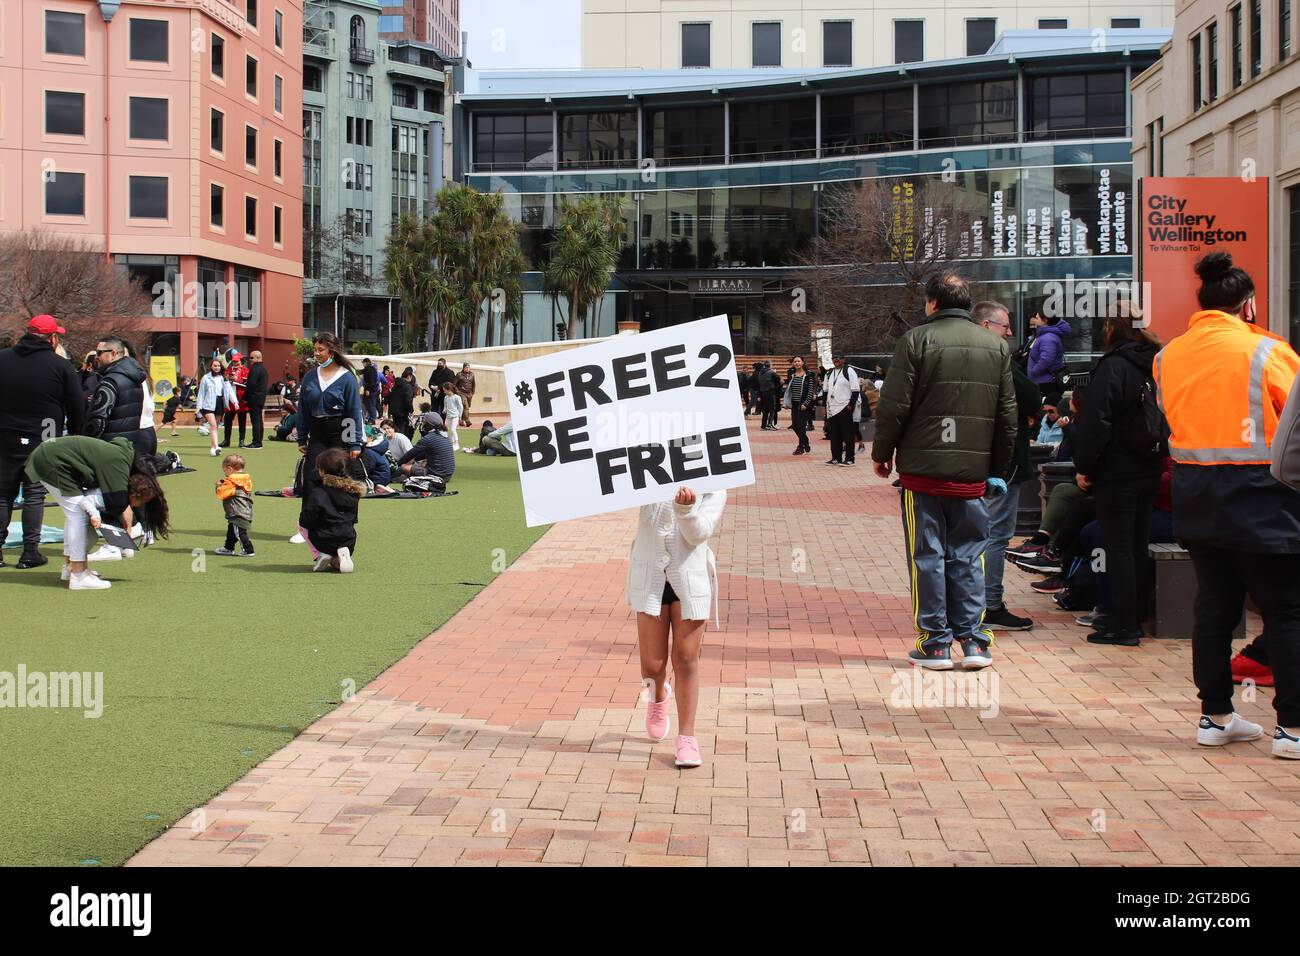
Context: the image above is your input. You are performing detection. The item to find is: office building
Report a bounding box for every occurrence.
[582,0,1171,70]
[303,0,452,349]
[1,0,304,376]
[1131,0,1300,345]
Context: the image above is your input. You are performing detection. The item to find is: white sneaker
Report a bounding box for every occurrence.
[336,547,354,573]
[69,570,111,590]
[1273,727,1300,759]
[87,545,123,562]
[1196,714,1264,746]
[312,555,332,572]
[289,532,306,544]
[61,566,102,582]
[197,424,210,436]
[210,447,220,457]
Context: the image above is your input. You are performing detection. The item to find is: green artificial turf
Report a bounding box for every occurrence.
[0,429,545,867]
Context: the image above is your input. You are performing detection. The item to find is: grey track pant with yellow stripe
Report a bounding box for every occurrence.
[900,487,994,649]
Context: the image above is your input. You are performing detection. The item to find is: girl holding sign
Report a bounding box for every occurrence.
[627,485,726,768]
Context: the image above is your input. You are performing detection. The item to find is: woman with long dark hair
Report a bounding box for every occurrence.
[1071,304,1163,646]
[783,356,815,455]
[295,333,365,565]
[195,358,233,457]
[24,435,169,590]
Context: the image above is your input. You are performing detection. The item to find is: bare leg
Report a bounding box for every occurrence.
[669,604,706,737]
[637,608,671,703]
[205,413,219,451]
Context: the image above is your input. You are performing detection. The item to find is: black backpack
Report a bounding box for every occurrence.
[1119,374,1171,462]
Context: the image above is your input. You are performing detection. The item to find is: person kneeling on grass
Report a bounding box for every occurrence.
[24,435,170,591]
[300,447,362,573]
[214,453,255,557]
[629,485,726,770]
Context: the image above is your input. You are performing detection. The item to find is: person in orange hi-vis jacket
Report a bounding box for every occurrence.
[1153,252,1300,759]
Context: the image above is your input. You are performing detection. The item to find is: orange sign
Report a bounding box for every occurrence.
[1139,177,1269,344]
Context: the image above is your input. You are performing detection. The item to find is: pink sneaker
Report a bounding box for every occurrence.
[644,679,671,742]
[674,735,702,768]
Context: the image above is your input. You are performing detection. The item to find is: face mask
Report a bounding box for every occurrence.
[319,358,333,368]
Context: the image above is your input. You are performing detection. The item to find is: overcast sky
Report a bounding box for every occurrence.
[461,0,582,69]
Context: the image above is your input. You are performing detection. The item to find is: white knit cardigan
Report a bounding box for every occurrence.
[625,491,726,625]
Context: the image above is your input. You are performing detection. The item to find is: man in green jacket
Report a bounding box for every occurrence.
[872,272,1017,670]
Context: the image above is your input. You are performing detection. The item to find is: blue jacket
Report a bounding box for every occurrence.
[362,440,392,485]
[298,366,365,450]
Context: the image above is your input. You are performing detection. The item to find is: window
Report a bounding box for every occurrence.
[44,91,85,136]
[235,267,260,322]
[920,80,1016,147]
[823,21,852,66]
[246,56,258,99]
[1207,23,1219,101]
[682,22,710,68]
[1232,5,1244,86]
[211,183,224,227]
[246,0,257,28]
[128,175,167,219]
[731,99,816,161]
[646,105,725,166]
[45,10,85,56]
[560,111,637,168]
[198,259,226,318]
[129,97,168,140]
[274,140,282,178]
[1290,186,1300,347]
[1029,71,1127,139]
[1111,18,1141,28]
[210,109,224,152]
[472,113,553,170]
[245,125,257,167]
[1250,0,1262,76]
[1284,0,1294,59]
[752,22,781,67]
[380,14,404,32]
[45,171,85,216]
[1038,19,1068,29]
[820,88,914,155]
[211,33,225,78]
[273,206,282,245]
[966,18,996,56]
[305,64,323,92]
[129,19,168,62]
[894,20,923,64]
[275,9,283,48]
[274,75,282,113]
[245,196,257,236]
[116,255,179,312]
[350,15,365,48]
[1192,34,1203,109]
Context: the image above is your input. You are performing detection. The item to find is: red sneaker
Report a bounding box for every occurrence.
[1231,653,1274,687]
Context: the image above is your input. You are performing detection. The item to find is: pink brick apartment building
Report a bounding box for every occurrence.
[0,0,304,379]
[379,0,458,55]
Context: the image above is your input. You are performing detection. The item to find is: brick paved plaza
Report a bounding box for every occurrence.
[129,419,1300,867]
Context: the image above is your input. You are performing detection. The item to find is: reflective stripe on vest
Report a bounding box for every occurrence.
[1162,337,1279,465]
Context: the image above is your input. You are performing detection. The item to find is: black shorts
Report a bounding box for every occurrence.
[661,580,679,605]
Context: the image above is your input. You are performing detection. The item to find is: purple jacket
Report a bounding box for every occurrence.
[1027,319,1071,386]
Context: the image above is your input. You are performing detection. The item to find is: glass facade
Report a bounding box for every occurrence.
[463,54,1150,354]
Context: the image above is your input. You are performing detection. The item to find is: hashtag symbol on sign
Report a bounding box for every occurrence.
[514,382,534,406]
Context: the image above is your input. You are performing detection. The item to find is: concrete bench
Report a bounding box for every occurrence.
[1147,543,1245,640]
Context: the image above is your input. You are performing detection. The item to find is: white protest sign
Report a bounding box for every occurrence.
[504,315,754,527]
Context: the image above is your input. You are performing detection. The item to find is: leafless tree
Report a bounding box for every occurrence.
[769,178,983,356]
[0,230,152,361]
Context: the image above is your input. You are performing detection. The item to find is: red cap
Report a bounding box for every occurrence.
[27,314,66,335]
[229,350,242,361]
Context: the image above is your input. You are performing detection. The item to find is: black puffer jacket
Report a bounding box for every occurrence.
[0,334,85,455]
[872,309,1018,483]
[1072,339,1162,485]
[85,356,150,451]
[300,473,364,542]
